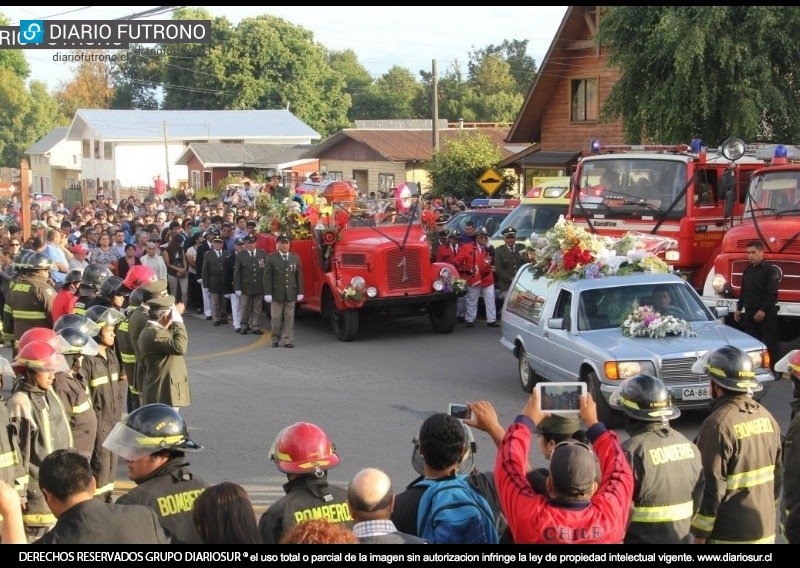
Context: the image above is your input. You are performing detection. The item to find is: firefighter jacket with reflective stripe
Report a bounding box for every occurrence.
[115,458,207,544]
[52,370,97,460]
[621,421,704,544]
[7,380,72,527]
[0,397,25,497]
[258,473,353,544]
[6,273,56,341]
[495,418,633,544]
[81,348,124,498]
[691,393,782,543]
[781,402,800,535]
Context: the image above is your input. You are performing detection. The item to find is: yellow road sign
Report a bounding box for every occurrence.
[478,167,503,195]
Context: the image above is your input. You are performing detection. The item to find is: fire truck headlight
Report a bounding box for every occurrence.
[366,287,377,298]
[711,274,727,294]
[433,279,445,291]
[665,250,680,261]
[439,268,453,279]
[350,276,366,289]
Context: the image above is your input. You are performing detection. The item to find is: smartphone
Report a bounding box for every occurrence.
[534,382,586,414]
[448,403,474,421]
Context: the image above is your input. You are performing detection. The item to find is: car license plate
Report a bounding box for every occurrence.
[716,299,736,309]
[682,386,710,401]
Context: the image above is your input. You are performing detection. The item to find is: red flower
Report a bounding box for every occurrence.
[322,231,337,245]
[335,210,349,230]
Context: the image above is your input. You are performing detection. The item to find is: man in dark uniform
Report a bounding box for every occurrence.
[690,346,782,544]
[128,280,168,411]
[0,449,173,544]
[104,404,206,544]
[258,421,352,543]
[234,235,268,335]
[137,295,190,409]
[493,226,526,301]
[200,234,229,326]
[264,233,303,348]
[734,239,781,367]
[6,252,57,347]
[194,229,214,318]
[609,374,703,544]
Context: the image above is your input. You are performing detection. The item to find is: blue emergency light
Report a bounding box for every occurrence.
[590,139,601,153]
[691,138,702,153]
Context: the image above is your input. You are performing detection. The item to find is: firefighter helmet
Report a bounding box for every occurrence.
[102,403,202,461]
[18,327,58,350]
[56,327,100,356]
[53,313,101,337]
[609,374,680,422]
[98,276,125,300]
[269,422,340,474]
[701,345,762,393]
[128,287,145,309]
[121,265,157,292]
[80,263,113,290]
[28,252,53,271]
[448,229,460,240]
[85,305,125,328]
[64,268,84,285]
[12,340,69,374]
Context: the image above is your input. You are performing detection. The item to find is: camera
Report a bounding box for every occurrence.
[534,382,586,414]
[448,403,474,421]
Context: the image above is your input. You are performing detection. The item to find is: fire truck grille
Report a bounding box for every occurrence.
[731,259,800,292]
[660,357,705,385]
[386,249,423,290]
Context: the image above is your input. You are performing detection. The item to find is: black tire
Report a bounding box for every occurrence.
[429,299,457,334]
[519,347,536,393]
[586,371,620,428]
[331,304,359,341]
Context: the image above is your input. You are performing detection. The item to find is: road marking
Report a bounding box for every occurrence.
[186,333,270,362]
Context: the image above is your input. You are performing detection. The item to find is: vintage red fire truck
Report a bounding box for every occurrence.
[701,144,800,338]
[257,190,461,341]
[567,138,765,289]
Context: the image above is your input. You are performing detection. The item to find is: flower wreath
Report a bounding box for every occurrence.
[620,305,696,338]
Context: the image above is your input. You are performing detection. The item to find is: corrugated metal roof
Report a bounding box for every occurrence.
[175,143,313,167]
[26,126,69,154]
[66,109,319,141]
[302,127,516,161]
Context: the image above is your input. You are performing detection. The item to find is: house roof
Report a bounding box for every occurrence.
[175,143,314,168]
[65,109,320,142]
[301,127,521,162]
[498,148,581,169]
[507,6,584,143]
[26,126,69,154]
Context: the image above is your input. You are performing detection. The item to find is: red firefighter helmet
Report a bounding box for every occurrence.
[12,340,69,374]
[269,422,340,474]
[789,350,800,381]
[121,265,158,292]
[18,327,58,350]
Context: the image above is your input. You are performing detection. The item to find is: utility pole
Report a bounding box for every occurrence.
[163,121,171,189]
[432,59,439,151]
[20,159,30,241]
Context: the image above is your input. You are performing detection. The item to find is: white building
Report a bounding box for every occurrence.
[25,126,82,198]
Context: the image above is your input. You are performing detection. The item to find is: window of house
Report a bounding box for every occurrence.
[327,171,343,181]
[571,78,598,122]
[94,140,102,159]
[378,173,395,192]
[104,142,112,160]
[82,139,90,159]
[191,170,201,189]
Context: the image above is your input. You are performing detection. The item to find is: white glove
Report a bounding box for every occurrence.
[235,291,242,297]
[224,293,231,299]
[264,295,273,303]
[170,305,184,324]
[196,279,202,285]
[297,294,304,302]
[202,288,209,294]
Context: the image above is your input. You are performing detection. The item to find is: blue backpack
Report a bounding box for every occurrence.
[414,475,499,544]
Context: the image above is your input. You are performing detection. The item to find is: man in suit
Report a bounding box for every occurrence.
[194,229,214,318]
[234,235,268,335]
[264,233,303,348]
[200,235,230,326]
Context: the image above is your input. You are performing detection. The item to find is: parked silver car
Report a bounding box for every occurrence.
[499,268,774,426]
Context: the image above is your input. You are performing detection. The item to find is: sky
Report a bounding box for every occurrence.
[2,5,569,89]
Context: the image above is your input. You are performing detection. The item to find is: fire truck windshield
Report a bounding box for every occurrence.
[746,172,800,215]
[574,158,687,217]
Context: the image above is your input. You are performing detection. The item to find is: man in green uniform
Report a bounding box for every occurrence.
[264,234,303,348]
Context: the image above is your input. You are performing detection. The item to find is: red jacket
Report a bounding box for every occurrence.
[456,243,494,287]
[495,418,633,544]
[51,288,78,323]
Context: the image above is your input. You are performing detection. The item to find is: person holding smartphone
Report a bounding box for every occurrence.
[493,389,634,543]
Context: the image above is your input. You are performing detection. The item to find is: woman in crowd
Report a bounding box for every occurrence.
[162,232,188,303]
[192,482,262,544]
[90,232,119,275]
[139,241,168,282]
[116,243,141,280]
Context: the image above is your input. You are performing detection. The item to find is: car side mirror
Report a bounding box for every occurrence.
[547,316,570,331]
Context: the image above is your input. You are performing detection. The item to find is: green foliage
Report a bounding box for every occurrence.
[0,13,29,79]
[596,6,800,143]
[356,66,424,120]
[426,133,505,201]
[328,49,372,123]
[469,39,537,95]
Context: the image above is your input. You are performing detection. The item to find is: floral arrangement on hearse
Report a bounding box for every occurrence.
[523,216,674,280]
[620,305,697,338]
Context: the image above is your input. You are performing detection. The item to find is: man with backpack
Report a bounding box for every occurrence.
[391,413,499,544]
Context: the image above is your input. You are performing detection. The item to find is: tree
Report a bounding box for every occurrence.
[328,49,372,123]
[53,50,115,119]
[417,61,473,122]
[0,12,29,79]
[111,45,163,109]
[469,39,536,95]
[426,132,508,202]
[596,6,800,144]
[355,66,423,120]
[467,54,523,122]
